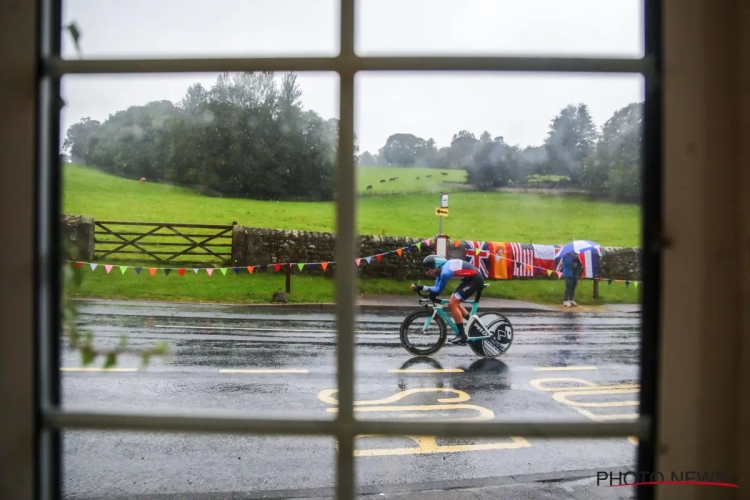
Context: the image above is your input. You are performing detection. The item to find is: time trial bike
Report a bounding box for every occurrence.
[399,283,514,358]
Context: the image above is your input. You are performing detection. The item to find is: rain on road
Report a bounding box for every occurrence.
[61,300,642,499]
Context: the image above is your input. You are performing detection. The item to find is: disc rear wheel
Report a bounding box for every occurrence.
[467,311,514,358]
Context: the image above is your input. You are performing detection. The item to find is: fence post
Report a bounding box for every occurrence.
[286,263,291,294]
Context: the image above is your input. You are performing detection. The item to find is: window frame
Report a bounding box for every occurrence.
[35,0,662,499]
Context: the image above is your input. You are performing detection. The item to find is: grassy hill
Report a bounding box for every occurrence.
[62,164,641,305]
[63,164,640,247]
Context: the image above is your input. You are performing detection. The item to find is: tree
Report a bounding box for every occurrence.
[466,136,519,190]
[582,101,643,202]
[380,133,427,166]
[542,103,598,183]
[62,117,101,163]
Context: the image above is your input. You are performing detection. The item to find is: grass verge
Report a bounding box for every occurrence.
[66,263,641,306]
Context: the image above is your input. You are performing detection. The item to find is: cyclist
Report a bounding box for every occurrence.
[410,255,484,346]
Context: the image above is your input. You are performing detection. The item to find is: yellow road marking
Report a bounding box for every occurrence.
[389,369,464,373]
[320,387,532,456]
[220,369,309,374]
[553,388,640,407]
[61,367,138,372]
[530,376,642,447]
[318,388,470,406]
[533,366,597,371]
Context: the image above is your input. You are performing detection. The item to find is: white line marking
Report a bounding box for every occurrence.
[219,369,309,374]
[533,366,598,371]
[61,367,138,372]
[155,324,384,335]
[389,369,464,373]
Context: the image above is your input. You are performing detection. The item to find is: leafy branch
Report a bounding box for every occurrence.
[62,241,168,368]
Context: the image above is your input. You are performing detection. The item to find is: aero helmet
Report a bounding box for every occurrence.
[422,254,447,269]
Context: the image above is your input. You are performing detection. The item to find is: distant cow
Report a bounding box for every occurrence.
[441,172,448,176]
[366,185,373,190]
[379,179,386,183]
[426,174,432,178]
[416,176,420,180]
[140,177,146,183]
[388,177,395,182]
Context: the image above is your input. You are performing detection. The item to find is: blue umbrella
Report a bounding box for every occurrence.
[556,240,601,259]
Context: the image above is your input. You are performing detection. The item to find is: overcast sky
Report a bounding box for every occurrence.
[60,0,644,153]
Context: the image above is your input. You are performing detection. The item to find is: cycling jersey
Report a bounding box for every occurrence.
[423,259,480,295]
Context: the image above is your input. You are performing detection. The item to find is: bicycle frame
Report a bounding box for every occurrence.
[419,297,493,340]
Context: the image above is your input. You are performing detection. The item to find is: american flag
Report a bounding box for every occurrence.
[464,240,490,277]
[511,242,535,276]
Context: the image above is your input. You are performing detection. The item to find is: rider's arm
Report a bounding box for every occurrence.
[424,267,450,294]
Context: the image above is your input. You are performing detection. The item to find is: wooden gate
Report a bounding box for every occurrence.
[94,220,234,266]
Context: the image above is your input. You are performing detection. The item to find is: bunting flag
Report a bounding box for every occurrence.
[60,234,641,288]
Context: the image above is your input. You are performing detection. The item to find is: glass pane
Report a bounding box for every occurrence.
[356,0,644,58]
[63,431,336,497]
[59,71,342,420]
[353,71,643,493]
[61,0,339,59]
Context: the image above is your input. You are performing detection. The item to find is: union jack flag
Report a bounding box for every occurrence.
[511,242,535,276]
[464,240,490,277]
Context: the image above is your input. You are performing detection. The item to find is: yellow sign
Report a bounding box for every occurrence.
[435,207,449,217]
[318,387,530,456]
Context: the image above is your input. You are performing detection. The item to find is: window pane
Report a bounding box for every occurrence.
[59,71,342,420]
[61,0,339,59]
[63,431,336,497]
[356,0,644,58]
[353,71,643,492]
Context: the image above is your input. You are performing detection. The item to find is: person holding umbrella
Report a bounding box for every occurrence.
[557,240,601,307]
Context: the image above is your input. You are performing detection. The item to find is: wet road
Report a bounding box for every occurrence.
[62,300,642,499]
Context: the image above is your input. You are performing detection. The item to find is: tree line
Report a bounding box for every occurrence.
[358,102,643,203]
[63,72,345,201]
[64,71,641,203]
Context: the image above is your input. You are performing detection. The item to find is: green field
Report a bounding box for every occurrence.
[357,166,467,194]
[62,164,641,305]
[63,164,640,246]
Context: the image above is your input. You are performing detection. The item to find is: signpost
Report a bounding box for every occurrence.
[436,193,449,257]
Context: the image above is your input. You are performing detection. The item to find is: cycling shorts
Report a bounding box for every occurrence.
[451,273,484,301]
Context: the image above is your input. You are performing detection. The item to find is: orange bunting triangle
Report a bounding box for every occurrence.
[274,264,281,272]
[321,262,328,271]
[454,240,460,247]
[396,249,402,256]
[246,266,254,274]
[526,264,531,271]
[148,268,157,276]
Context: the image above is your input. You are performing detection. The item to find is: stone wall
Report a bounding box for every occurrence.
[60,215,95,261]
[231,225,641,281]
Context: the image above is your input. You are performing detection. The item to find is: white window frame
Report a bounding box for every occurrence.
[35,0,663,499]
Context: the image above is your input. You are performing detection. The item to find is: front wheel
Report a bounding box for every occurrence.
[399,310,448,356]
[467,311,514,358]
